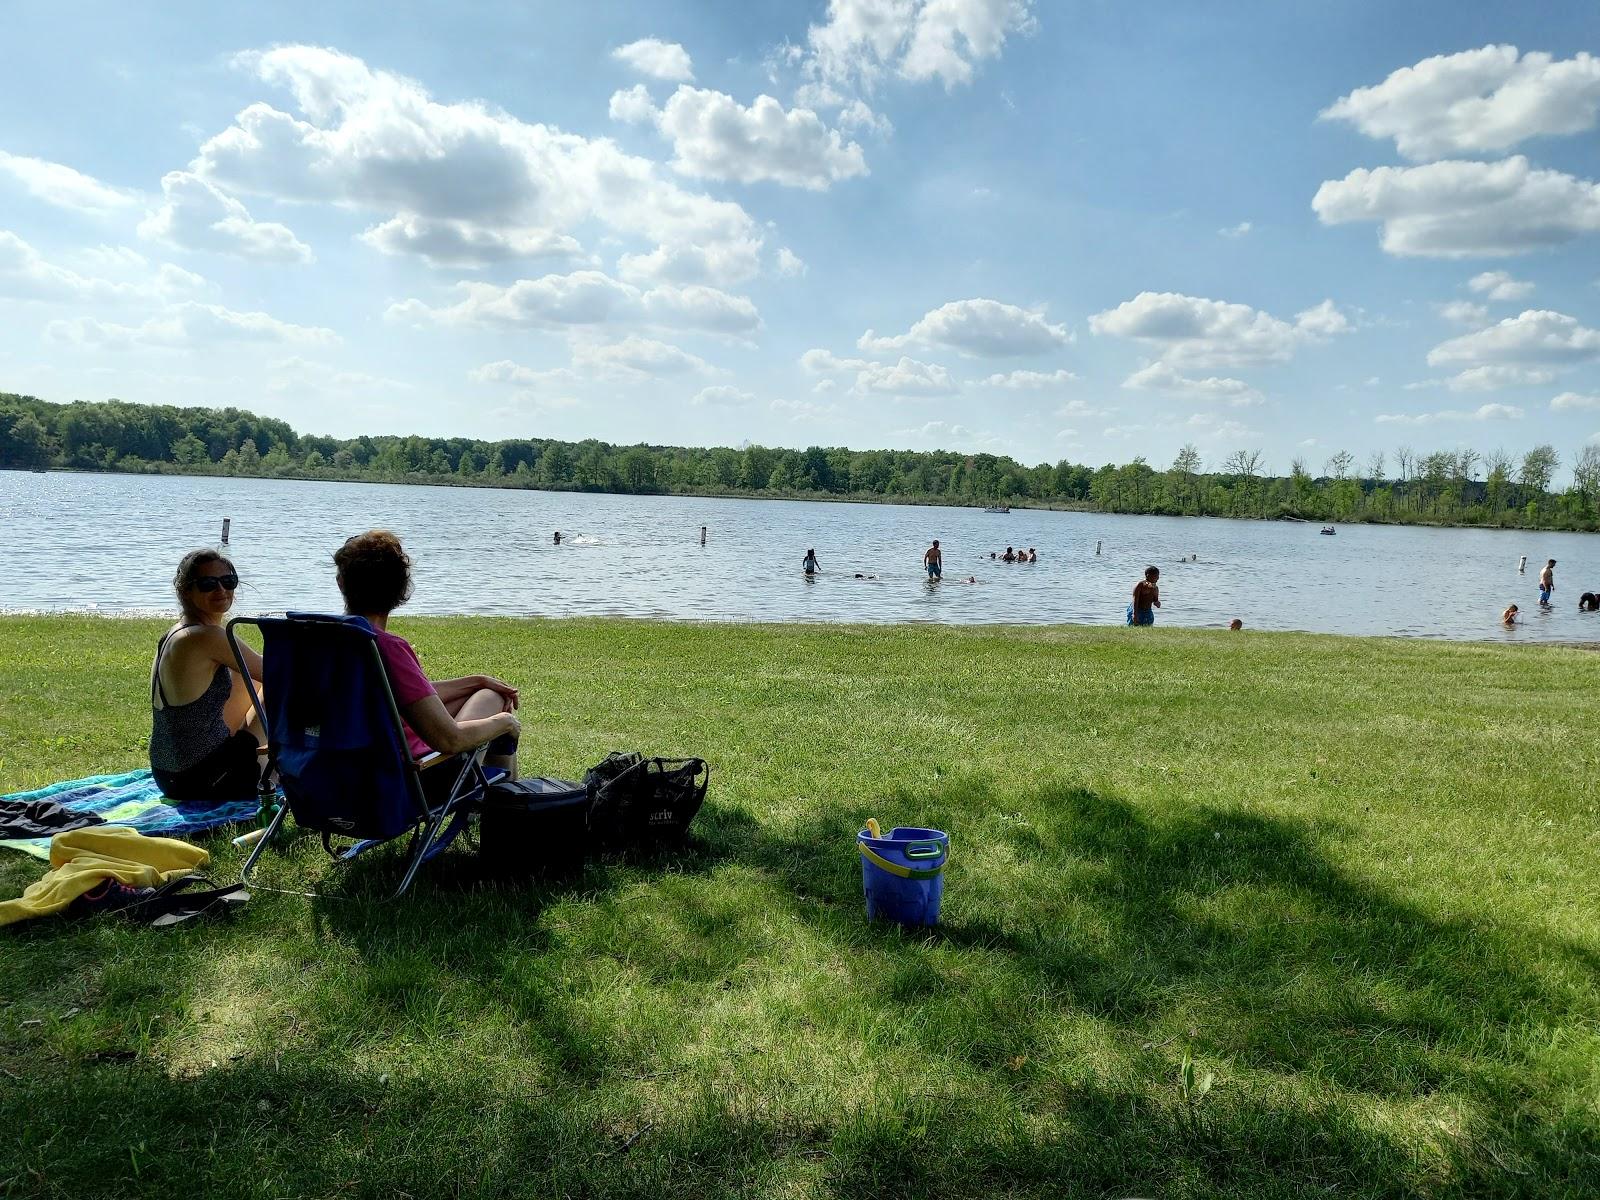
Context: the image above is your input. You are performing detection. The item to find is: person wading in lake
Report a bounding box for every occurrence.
[923,539,943,579]
[1539,559,1556,608]
[1128,566,1160,626]
[802,548,820,577]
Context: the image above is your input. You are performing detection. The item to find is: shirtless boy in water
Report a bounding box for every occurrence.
[1130,566,1160,626]
[1539,559,1556,607]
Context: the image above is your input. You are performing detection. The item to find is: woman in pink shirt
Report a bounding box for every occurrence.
[333,530,520,780]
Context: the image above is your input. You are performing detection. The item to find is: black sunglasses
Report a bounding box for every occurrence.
[194,574,239,593]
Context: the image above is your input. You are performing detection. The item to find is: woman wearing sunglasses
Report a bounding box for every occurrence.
[148,549,266,801]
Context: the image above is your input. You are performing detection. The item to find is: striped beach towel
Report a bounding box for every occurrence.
[0,771,261,860]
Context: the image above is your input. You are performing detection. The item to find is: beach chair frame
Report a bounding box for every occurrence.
[227,613,495,900]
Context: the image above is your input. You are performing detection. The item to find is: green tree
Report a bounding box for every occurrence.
[618,447,658,493]
[2,413,52,468]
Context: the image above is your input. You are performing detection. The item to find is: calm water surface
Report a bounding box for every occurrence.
[2,471,1597,643]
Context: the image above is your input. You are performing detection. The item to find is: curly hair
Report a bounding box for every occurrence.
[173,548,236,619]
[334,530,413,615]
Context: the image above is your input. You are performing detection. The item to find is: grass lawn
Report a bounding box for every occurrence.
[2,615,1598,1198]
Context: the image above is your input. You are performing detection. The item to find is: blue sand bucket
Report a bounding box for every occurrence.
[858,824,950,927]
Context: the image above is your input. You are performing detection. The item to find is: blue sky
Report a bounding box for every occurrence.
[2,1,1598,478]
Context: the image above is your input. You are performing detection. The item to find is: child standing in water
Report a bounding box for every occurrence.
[1128,566,1160,626]
[1539,560,1556,607]
[802,548,820,576]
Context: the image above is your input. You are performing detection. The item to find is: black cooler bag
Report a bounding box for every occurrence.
[479,777,589,873]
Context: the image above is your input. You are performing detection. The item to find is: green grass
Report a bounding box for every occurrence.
[2,616,1598,1198]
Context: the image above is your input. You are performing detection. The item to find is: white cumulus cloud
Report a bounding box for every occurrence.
[138,171,312,263]
[1468,269,1535,301]
[859,297,1069,357]
[1122,362,1263,406]
[776,247,807,276]
[803,0,1037,91]
[0,230,204,304]
[980,368,1077,389]
[46,302,338,350]
[857,356,957,394]
[1446,365,1555,391]
[1551,391,1600,410]
[611,38,695,82]
[1312,157,1600,258]
[0,150,138,214]
[692,385,755,406]
[1320,45,1600,161]
[388,269,761,337]
[1427,309,1600,368]
[195,45,762,284]
[1438,300,1490,327]
[360,215,584,268]
[800,345,955,395]
[1089,291,1348,370]
[571,334,715,378]
[1375,403,1524,425]
[615,85,868,190]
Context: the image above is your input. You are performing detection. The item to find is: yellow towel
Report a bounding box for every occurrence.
[0,826,209,927]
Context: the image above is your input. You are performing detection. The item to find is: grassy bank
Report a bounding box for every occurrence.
[2,616,1597,1198]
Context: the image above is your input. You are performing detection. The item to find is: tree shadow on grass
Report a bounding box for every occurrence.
[6,784,1598,1198]
[733,776,1600,1193]
[0,1052,1453,1200]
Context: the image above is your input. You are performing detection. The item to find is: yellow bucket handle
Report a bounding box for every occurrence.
[859,839,949,879]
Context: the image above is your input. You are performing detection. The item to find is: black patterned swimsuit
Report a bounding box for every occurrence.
[149,628,259,801]
[150,629,233,773]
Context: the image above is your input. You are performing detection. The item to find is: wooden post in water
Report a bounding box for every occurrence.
[700,525,707,546]
[221,517,231,545]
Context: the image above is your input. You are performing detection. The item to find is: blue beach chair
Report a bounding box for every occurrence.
[226,613,499,899]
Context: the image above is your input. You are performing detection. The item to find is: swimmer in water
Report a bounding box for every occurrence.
[802,548,820,576]
[1229,618,1243,631]
[923,539,943,579]
[1002,546,1016,563]
[1503,604,1519,626]
[553,531,562,545]
[1027,548,1037,563]
[1579,593,1598,612]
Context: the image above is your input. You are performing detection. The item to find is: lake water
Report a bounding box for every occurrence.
[2,470,1597,643]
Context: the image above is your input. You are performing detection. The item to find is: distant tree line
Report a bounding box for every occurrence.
[4,393,1599,530]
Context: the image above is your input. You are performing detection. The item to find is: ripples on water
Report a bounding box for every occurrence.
[2,471,1598,643]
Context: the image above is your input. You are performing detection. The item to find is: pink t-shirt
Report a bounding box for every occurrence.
[374,629,437,760]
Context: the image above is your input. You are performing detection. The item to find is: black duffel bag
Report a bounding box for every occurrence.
[585,752,709,847]
[479,776,590,874]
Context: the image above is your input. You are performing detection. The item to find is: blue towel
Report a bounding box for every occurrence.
[0,771,262,860]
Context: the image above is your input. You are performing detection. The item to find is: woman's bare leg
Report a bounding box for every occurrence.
[453,687,518,780]
[224,672,266,743]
